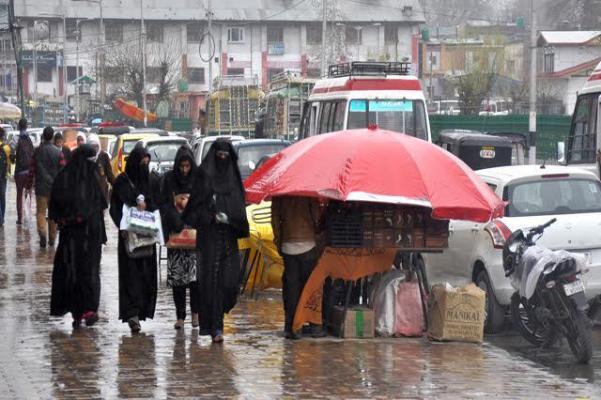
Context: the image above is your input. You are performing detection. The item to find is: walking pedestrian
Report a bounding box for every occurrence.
[87,133,115,203]
[183,140,249,342]
[28,126,63,248]
[54,132,72,164]
[76,132,86,147]
[110,145,158,334]
[159,145,199,330]
[0,127,11,227]
[271,196,325,339]
[49,144,107,328]
[12,118,34,225]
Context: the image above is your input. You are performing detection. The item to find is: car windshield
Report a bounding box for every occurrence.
[506,178,601,217]
[236,144,287,179]
[147,142,183,162]
[122,140,140,155]
[347,99,428,140]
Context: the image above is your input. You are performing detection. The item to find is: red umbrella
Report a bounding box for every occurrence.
[245,127,504,222]
[113,98,158,123]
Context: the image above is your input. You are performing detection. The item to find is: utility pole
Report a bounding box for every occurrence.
[528,0,537,164]
[207,0,213,92]
[8,0,24,116]
[321,0,327,77]
[76,19,81,122]
[62,15,67,123]
[33,21,37,101]
[99,0,105,117]
[141,0,148,127]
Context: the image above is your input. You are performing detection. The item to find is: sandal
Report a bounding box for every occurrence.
[174,319,184,330]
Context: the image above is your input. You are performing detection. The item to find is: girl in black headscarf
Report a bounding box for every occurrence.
[110,145,158,334]
[49,144,107,328]
[183,140,249,342]
[158,145,199,330]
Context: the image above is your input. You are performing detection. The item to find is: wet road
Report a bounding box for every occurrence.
[1,184,600,399]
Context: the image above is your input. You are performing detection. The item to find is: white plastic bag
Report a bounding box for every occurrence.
[120,204,165,245]
[372,268,405,337]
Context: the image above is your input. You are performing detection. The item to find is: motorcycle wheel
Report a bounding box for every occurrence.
[510,292,555,346]
[564,304,593,364]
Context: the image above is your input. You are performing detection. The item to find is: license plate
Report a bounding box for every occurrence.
[564,280,585,296]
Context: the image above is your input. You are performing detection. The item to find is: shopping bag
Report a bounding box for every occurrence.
[372,268,404,337]
[394,280,425,337]
[166,228,197,249]
[120,204,159,235]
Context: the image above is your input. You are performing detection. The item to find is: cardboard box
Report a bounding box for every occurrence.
[330,306,375,338]
[428,283,485,343]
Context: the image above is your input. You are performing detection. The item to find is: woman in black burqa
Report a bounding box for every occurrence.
[183,140,249,342]
[110,145,158,334]
[49,144,107,328]
[158,145,199,330]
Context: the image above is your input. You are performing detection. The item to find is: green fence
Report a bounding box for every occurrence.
[429,115,572,161]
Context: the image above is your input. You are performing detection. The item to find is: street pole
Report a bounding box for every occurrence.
[76,20,80,122]
[63,15,67,123]
[99,0,105,117]
[321,0,327,77]
[141,0,148,127]
[207,0,212,92]
[528,0,537,164]
[8,0,25,116]
[33,21,37,101]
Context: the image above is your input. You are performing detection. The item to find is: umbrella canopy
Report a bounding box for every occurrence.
[113,98,158,123]
[245,128,505,223]
[0,102,21,119]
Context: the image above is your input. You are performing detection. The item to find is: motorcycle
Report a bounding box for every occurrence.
[503,218,593,364]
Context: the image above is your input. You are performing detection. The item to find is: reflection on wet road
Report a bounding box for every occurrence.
[0,184,600,399]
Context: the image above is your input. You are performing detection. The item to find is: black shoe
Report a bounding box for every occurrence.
[285,331,301,340]
[48,239,55,247]
[310,325,328,338]
[39,236,47,248]
[128,317,141,334]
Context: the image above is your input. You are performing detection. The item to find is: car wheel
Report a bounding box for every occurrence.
[475,269,505,334]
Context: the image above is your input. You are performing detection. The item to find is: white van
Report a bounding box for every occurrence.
[299,62,432,142]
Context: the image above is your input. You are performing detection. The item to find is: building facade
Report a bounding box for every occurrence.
[10,0,425,124]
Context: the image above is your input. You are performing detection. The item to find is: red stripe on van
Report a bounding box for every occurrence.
[312,79,422,94]
[589,72,601,81]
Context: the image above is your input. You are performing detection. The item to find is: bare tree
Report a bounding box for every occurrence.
[103,39,180,108]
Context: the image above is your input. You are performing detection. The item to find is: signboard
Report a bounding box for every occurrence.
[21,51,58,66]
[268,42,285,56]
[479,146,496,159]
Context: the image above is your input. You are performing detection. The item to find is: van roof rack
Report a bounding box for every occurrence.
[328,62,411,78]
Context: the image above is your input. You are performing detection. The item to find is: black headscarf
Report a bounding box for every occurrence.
[184,140,249,238]
[172,145,196,194]
[125,145,151,194]
[49,144,106,223]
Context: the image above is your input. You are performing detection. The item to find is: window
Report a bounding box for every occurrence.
[319,102,332,134]
[306,24,322,45]
[146,67,161,83]
[506,179,601,217]
[188,67,205,84]
[332,101,346,131]
[227,27,244,43]
[147,23,163,43]
[347,99,428,140]
[187,24,201,43]
[268,68,284,81]
[568,93,599,163]
[385,25,397,44]
[105,66,123,83]
[37,64,52,82]
[66,66,83,82]
[227,68,244,76]
[66,20,78,41]
[267,26,284,44]
[105,22,123,43]
[345,26,362,45]
[543,51,554,73]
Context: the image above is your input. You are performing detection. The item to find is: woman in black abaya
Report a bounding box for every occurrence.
[49,144,107,328]
[110,145,158,334]
[183,140,249,342]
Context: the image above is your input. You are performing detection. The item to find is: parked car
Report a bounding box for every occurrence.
[232,139,290,181]
[421,165,601,333]
[135,136,189,176]
[110,133,160,176]
[192,135,245,166]
[437,129,513,170]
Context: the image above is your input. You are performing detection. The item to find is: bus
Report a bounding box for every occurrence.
[299,62,431,142]
[562,61,601,175]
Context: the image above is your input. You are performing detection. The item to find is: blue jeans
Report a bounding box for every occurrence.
[0,178,6,225]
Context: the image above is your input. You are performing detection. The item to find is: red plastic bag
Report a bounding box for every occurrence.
[394,280,425,337]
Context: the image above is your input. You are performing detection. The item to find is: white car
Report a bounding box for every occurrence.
[192,135,245,166]
[422,165,601,333]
